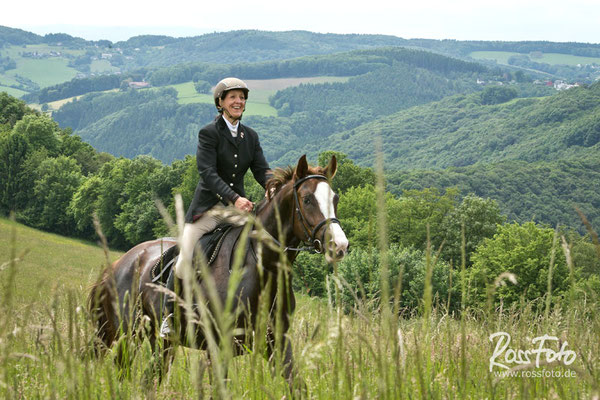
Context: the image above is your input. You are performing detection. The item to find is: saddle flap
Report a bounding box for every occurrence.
[195,223,233,265]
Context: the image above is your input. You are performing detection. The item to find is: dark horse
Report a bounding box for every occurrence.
[88,155,349,391]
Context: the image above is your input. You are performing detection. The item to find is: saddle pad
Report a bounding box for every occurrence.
[151,224,233,285]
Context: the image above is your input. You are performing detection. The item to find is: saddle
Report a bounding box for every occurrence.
[151,223,234,286]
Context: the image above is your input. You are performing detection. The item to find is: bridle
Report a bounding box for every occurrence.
[291,174,341,253]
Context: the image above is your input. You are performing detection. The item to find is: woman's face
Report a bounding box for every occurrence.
[220,89,246,122]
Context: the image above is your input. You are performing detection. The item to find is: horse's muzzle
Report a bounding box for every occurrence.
[325,237,349,263]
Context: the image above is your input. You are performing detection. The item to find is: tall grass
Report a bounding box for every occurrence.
[1,178,600,398]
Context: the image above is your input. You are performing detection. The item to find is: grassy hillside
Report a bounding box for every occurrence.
[0,217,122,304]
[1,214,598,398]
[0,44,81,90]
[0,84,26,97]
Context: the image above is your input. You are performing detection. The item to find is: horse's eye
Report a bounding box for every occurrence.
[303,197,311,205]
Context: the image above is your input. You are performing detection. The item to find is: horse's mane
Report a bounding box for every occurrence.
[265,164,325,201]
[254,164,325,216]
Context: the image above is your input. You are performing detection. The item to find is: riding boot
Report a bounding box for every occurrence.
[159,268,176,339]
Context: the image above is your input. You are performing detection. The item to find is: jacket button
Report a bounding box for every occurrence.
[229,183,233,186]
[234,154,238,158]
[232,173,236,177]
[234,164,238,168]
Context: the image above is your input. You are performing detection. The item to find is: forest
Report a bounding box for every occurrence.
[2,92,600,313]
[47,47,489,162]
[298,81,600,168]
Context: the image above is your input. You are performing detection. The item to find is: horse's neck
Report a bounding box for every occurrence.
[257,194,300,263]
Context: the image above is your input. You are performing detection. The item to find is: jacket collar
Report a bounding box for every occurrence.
[216,115,243,147]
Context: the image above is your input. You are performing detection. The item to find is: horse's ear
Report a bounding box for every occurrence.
[323,155,337,180]
[295,154,308,180]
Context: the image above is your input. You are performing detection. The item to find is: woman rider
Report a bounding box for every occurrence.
[161,77,270,337]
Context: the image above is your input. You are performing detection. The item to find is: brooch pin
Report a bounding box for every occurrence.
[240,131,244,139]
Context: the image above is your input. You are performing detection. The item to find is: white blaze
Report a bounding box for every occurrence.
[314,182,349,251]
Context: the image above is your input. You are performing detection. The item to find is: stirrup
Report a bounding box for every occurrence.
[160,313,173,339]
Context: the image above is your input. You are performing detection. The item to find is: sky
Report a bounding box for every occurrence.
[2,0,599,43]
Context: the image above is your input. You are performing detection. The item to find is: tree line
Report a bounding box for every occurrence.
[145,47,487,87]
[0,52,16,72]
[269,63,481,117]
[2,92,599,314]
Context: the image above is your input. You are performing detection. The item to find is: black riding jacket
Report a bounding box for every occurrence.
[185,115,270,223]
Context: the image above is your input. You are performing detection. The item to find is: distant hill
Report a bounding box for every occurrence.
[52,47,490,163]
[3,26,600,98]
[286,81,600,169]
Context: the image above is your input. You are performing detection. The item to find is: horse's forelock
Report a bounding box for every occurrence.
[266,164,325,201]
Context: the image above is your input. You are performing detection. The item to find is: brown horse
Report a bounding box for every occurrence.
[88,154,348,390]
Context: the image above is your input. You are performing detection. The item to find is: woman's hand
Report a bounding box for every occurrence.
[234,197,254,212]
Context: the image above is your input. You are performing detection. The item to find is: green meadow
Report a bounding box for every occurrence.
[0,44,81,90]
[90,59,120,74]
[470,50,600,66]
[1,212,598,398]
[0,217,123,303]
[0,85,27,97]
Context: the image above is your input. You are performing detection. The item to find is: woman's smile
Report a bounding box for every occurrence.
[220,89,246,122]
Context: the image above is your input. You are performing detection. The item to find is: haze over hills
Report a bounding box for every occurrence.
[2,25,600,97]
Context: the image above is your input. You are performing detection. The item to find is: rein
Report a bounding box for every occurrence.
[263,233,322,253]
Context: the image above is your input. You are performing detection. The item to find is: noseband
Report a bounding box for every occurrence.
[292,175,341,253]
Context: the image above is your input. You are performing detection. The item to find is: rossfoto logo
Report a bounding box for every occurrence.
[489,332,576,376]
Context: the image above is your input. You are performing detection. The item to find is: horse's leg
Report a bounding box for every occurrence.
[159,341,175,382]
[265,328,305,397]
[148,336,175,385]
[205,350,230,395]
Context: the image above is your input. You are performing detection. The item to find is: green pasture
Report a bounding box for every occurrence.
[0,74,26,97]
[470,50,600,66]
[0,85,27,97]
[1,44,80,89]
[0,74,20,86]
[0,217,122,304]
[1,216,599,398]
[90,59,119,74]
[5,56,78,88]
